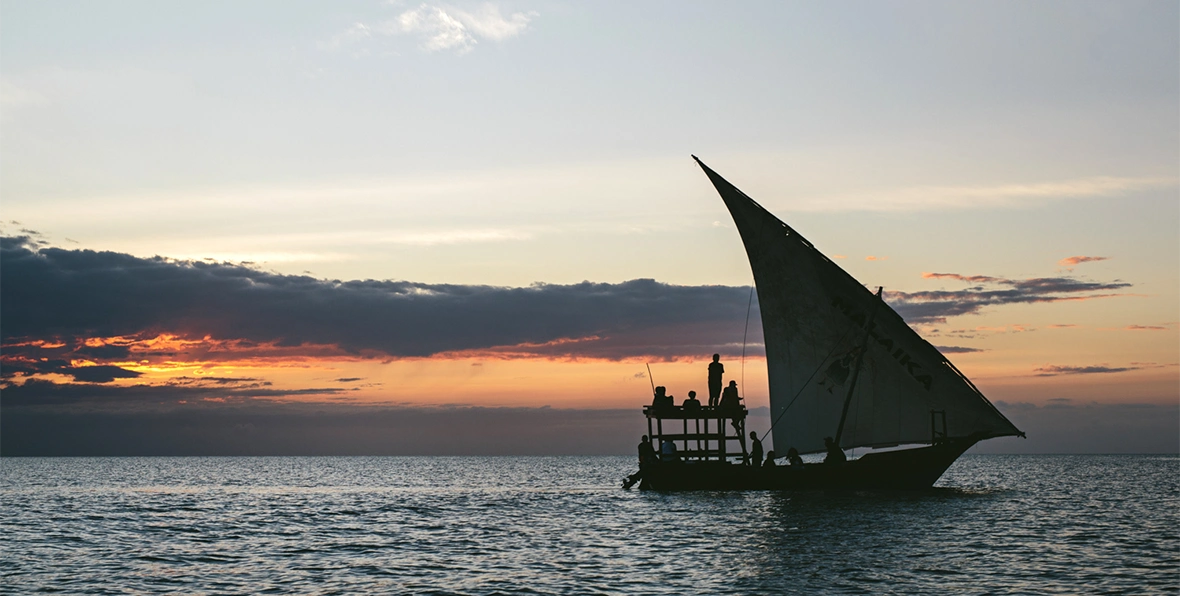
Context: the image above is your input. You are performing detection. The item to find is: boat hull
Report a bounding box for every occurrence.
[638,438,978,491]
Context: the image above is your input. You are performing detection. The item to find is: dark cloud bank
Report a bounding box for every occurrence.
[0,236,760,362]
[2,236,1132,360]
[3,237,1166,455]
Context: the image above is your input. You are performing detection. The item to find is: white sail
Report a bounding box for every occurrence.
[695,157,1022,455]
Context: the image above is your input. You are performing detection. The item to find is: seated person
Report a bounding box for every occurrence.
[787,447,804,469]
[651,386,674,410]
[762,450,776,467]
[682,390,702,412]
[660,439,680,463]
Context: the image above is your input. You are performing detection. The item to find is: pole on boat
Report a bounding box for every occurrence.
[645,363,656,396]
[833,287,883,449]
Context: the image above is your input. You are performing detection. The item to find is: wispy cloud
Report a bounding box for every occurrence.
[922,272,1001,283]
[1123,325,1169,331]
[891,272,1134,323]
[793,176,1175,212]
[1033,364,1137,376]
[935,345,986,354]
[1059,255,1109,270]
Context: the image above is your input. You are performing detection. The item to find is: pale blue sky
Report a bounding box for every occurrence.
[2,0,1176,298]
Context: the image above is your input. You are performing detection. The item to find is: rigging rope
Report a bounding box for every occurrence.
[740,282,754,397]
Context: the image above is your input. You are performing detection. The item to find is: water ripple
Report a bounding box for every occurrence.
[1,455,1176,595]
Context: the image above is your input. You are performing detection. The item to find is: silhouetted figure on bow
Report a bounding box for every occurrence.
[763,450,777,467]
[623,434,659,489]
[682,390,701,412]
[707,354,724,407]
[824,436,846,465]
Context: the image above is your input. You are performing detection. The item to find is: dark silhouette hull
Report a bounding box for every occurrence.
[638,437,979,491]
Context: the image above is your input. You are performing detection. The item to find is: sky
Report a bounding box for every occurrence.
[2,0,1177,455]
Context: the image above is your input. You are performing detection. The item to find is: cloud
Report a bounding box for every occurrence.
[922,272,1002,283]
[891,272,1134,323]
[0,236,760,366]
[0,378,348,408]
[935,346,986,354]
[397,4,477,53]
[1059,255,1110,269]
[1124,325,1168,331]
[63,365,143,383]
[865,255,888,261]
[2,237,1142,374]
[1033,364,1137,376]
[797,176,1176,212]
[450,3,537,41]
[324,3,539,55]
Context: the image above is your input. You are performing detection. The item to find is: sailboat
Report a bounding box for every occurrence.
[630,157,1025,491]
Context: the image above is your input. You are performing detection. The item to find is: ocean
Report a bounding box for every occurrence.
[1,455,1176,594]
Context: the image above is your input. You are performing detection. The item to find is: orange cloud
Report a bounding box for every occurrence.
[865,255,888,261]
[1058,255,1109,269]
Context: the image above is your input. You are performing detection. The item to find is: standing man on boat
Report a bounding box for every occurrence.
[748,431,763,467]
[707,353,724,407]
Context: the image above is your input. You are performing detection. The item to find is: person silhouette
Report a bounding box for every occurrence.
[763,450,777,467]
[707,354,724,407]
[623,435,658,489]
[749,431,763,467]
[787,447,804,469]
[651,386,673,410]
[660,439,680,463]
[720,380,742,432]
[683,390,701,412]
[824,436,846,465]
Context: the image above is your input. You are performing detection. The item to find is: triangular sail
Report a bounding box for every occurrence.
[694,157,1022,455]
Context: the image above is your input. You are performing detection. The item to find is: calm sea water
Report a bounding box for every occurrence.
[1,455,1176,595]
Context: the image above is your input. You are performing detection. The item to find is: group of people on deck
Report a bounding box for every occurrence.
[650,354,741,412]
[747,431,805,469]
[639,353,842,471]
